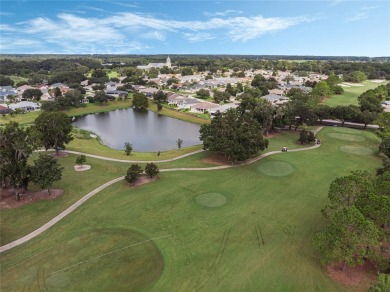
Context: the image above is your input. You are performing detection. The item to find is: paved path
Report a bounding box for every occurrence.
[0,127,323,253]
[41,149,205,163]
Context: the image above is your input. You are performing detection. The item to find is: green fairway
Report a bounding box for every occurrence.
[324,80,388,106]
[0,126,382,291]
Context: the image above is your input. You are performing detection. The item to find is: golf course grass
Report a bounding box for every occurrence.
[256,161,295,177]
[324,80,388,106]
[0,126,382,291]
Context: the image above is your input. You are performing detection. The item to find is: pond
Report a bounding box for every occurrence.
[72,108,202,152]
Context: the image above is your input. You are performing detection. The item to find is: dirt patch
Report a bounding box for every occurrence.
[127,175,158,188]
[202,153,231,166]
[0,188,64,209]
[327,261,377,290]
[50,151,69,158]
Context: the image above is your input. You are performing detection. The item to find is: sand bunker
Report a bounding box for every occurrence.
[340,145,374,155]
[195,193,227,208]
[256,161,295,177]
[74,164,91,171]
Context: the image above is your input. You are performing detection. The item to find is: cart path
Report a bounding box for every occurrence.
[0,127,323,253]
[40,149,205,163]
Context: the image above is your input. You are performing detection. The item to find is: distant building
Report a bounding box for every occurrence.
[137,56,172,70]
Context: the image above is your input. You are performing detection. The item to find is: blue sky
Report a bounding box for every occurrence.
[0,0,389,56]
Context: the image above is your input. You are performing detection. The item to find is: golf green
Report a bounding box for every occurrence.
[327,132,365,142]
[340,145,375,155]
[195,193,227,207]
[256,161,295,177]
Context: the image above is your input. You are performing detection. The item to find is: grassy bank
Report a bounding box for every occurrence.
[0,100,133,126]
[0,126,381,291]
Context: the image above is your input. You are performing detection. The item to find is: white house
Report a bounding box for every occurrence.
[9,101,41,112]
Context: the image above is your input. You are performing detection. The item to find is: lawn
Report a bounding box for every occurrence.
[324,80,389,106]
[0,126,382,291]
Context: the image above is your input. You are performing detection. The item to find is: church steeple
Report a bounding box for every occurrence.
[166,56,171,68]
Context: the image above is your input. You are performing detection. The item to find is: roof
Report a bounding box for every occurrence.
[262,94,284,102]
[192,102,220,110]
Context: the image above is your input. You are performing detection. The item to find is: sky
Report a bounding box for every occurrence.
[0,0,389,56]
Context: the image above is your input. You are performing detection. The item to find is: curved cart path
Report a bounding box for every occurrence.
[0,128,323,253]
[41,149,205,163]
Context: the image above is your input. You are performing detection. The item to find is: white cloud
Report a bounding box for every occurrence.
[204,10,242,17]
[5,11,313,53]
[183,32,215,42]
[142,31,166,41]
[112,2,139,8]
[345,11,368,22]
[0,24,16,31]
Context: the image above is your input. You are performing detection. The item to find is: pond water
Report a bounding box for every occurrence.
[72,108,201,152]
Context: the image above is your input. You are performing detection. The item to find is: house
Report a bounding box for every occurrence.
[138,87,159,97]
[105,81,120,91]
[0,105,12,114]
[106,90,128,98]
[209,103,239,115]
[177,98,200,109]
[49,83,68,89]
[8,101,41,112]
[269,89,284,96]
[190,102,220,113]
[0,86,17,102]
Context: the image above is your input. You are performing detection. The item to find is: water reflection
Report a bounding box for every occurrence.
[72,108,201,151]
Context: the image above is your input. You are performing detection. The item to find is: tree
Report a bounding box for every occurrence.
[22,88,43,101]
[0,122,38,199]
[322,171,374,217]
[30,154,64,195]
[94,91,110,104]
[124,142,133,156]
[0,75,14,86]
[144,163,159,178]
[298,129,308,144]
[34,111,73,156]
[53,87,62,98]
[369,274,390,292]
[315,104,332,123]
[153,90,167,103]
[313,206,380,271]
[132,93,148,110]
[332,105,356,127]
[359,110,377,129]
[196,89,210,99]
[181,67,193,76]
[125,164,143,184]
[75,154,87,166]
[177,138,183,150]
[358,90,384,113]
[225,83,236,96]
[311,81,333,99]
[200,109,269,163]
[213,91,231,103]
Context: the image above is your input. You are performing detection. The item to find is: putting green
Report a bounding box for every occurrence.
[4,229,163,291]
[332,127,362,134]
[256,161,295,177]
[327,132,365,142]
[340,145,374,155]
[195,193,227,207]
